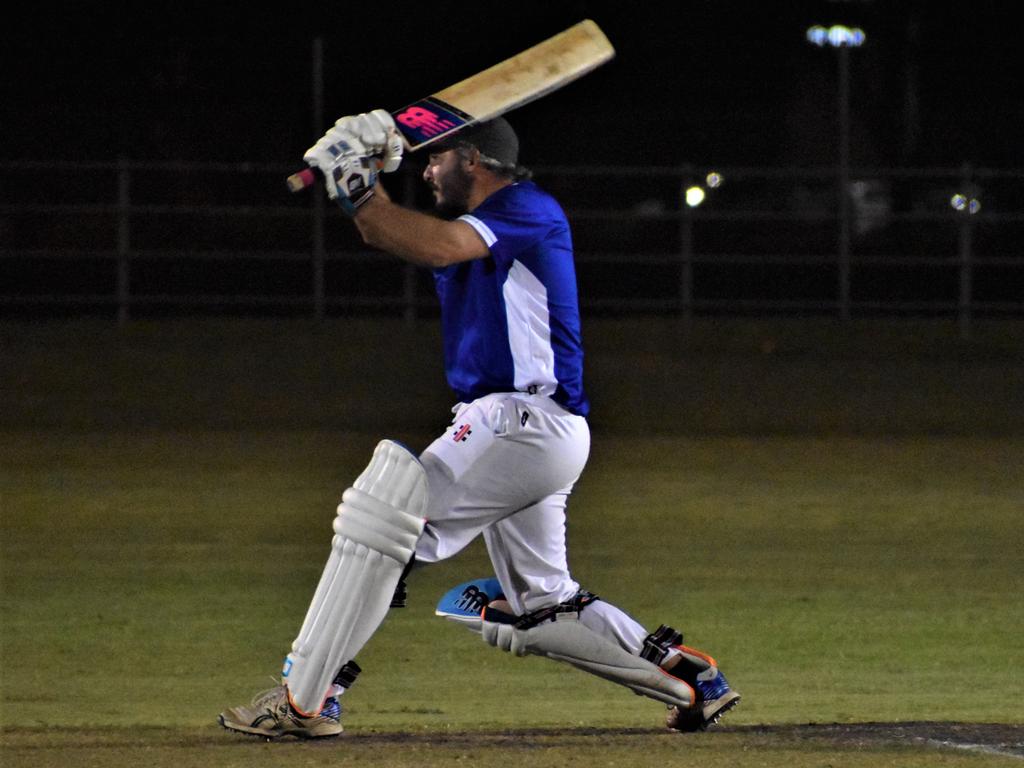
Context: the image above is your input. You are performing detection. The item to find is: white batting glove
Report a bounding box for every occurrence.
[335,109,404,172]
[303,127,378,215]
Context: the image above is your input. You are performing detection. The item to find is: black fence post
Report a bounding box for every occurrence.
[679,165,694,324]
[116,157,131,326]
[957,163,976,341]
[837,45,852,322]
[311,37,326,320]
[402,167,418,327]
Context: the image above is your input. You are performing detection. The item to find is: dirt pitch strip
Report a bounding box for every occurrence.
[729,723,1024,760]
[4,720,1023,768]
[273,722,1024,759]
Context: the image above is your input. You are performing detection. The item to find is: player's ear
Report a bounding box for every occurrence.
[460,146,482,168]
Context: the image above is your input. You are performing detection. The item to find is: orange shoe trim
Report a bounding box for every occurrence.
[675,644,717,668]
[285,687,324,719]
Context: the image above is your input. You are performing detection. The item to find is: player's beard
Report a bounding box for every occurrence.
[433,163,474,219]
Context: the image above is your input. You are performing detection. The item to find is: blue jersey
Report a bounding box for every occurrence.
[432,181,589,417]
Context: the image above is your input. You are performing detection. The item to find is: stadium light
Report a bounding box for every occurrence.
[683,171,725,208]
[806,24,866,48]
[685,186,706,208]
[950,193,982,215]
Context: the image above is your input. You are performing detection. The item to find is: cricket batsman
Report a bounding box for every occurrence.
[219,110,740,738]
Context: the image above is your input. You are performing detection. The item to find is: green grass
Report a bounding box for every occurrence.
[1,318,1023,765]
[2,430,1022,766]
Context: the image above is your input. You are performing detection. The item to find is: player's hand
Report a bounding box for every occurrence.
[303,127,378,215]
[335,109,404,172]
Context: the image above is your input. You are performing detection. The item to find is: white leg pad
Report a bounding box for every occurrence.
[283,440,428,714]
[482,613,695,709]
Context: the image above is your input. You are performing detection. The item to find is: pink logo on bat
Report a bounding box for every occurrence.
[395,106,456,137]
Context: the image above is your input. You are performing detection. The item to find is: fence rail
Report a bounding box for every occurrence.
[1,159,1022,337]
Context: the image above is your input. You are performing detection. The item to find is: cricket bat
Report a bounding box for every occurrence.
[286,19,614,192]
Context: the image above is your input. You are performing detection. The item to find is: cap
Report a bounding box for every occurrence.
[428,117,519,166]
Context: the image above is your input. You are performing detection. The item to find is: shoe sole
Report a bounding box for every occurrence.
[218,714,343,740]
[701,691,741,729]
[666,691,741,733]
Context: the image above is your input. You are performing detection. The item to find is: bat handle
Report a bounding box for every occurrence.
[287,155,392,193]
[286,168,318,193]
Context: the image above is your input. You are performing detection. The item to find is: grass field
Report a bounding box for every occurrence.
[2,319,1023,766]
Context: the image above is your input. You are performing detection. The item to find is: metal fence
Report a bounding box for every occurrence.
[1,159,1022,337]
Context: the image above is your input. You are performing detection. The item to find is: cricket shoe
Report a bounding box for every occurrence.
[666,667,741,731]
[218,685,343,740]
[662,645,741,732]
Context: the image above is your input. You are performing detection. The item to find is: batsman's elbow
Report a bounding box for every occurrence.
[353,201,486,267]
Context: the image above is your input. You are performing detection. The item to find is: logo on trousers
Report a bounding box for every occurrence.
[453,423,472,442]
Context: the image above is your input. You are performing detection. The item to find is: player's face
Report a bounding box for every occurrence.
[423,149,473,217]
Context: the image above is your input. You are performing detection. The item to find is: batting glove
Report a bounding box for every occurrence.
[303,127,378,216]
[335,109,404,173]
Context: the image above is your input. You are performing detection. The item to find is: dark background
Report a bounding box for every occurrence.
[3,1,1020,170]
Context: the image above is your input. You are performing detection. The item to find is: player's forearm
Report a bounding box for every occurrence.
[354,194,465,268]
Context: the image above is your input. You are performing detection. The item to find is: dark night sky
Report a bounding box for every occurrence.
[3,1,1021,170]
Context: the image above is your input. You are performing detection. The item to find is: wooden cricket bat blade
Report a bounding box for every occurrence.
[287,19,615,192]
[394,19,615,151]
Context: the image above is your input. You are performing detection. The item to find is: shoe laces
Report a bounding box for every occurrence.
[250,685,287,711]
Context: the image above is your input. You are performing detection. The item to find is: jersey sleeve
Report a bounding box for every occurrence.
[457,194,559,267]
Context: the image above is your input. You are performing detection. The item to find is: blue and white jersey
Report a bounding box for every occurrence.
[432,181,589,417]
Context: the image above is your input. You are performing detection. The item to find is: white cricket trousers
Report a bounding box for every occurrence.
[415,392,650,654]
